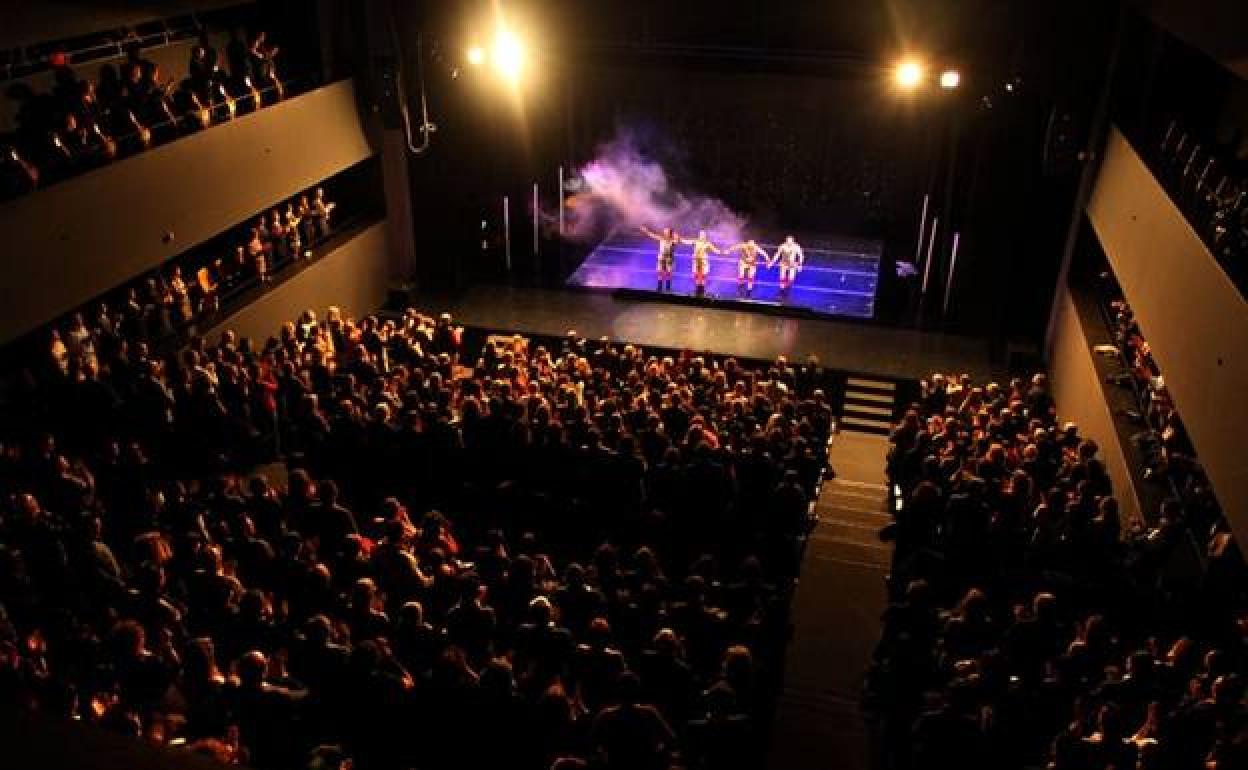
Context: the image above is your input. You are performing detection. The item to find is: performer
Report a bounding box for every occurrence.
[640,225,680,291]
[727,239,770,296]
[768,235,805,294]
[682,230,722,295]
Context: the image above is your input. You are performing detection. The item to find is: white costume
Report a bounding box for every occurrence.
[769,237,805,291]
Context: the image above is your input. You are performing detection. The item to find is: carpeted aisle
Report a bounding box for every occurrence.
[768,430,893,770]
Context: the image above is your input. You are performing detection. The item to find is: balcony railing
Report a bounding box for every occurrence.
[2,71,315,203]
[1138,118,1248,293]
[0,15,202,82]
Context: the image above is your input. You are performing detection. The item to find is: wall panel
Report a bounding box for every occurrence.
[1047,284,1142,525]
[0,78,375,345]
[204,220,390,343]
[1086,126,1248,544]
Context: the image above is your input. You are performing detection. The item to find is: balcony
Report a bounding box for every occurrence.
[1084,125,1248,548]
[0,78,377,345]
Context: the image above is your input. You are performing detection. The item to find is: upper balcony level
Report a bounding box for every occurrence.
[1111,9,1248,299]
[0,77,378,346]
[1084,124,1248,549]
[1,2,326,203]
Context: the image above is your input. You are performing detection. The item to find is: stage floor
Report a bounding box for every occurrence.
[408,285,1001,382]
[567,231,882,319]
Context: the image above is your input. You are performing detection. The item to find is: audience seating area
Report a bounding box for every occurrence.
[0,301,836,770]
[1094,278,1228,552]
[32,183,339,373]
[1,21,301,201]
[869,372,1247,770]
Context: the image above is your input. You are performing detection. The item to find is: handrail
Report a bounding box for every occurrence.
[1,73,313,205]
[1137,118,1248,297]
[1089,274,1211,570]
[0,17,201,82]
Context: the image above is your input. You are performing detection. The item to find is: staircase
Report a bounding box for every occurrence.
[839,376,897,435]
[769,431,893,770]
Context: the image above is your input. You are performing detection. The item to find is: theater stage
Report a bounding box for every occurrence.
[407,284,1000,382]
[567,230,882,320]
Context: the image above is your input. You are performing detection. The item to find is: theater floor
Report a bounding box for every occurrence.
[407,284,1000,381]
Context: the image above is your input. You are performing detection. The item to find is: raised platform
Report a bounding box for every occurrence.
[567,230,882,319]
[406,284,1000,382]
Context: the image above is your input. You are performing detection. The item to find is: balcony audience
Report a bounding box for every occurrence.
[1,28,293,202]
[869,372,1246,770]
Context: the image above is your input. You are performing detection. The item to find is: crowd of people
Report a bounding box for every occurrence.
[1103,293,1228,552]
[869,372,1247,770]
[1,300,835,770]
[1,28,286,200]
[42,184,335,371]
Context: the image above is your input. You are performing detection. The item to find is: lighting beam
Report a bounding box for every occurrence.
[895,59,924,89]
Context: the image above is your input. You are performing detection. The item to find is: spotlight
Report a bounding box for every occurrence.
[939,70,961,90]
[492,28,524,84]
[895,59,924,89]
[466,46,485,66]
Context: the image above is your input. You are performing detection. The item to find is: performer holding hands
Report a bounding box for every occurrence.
[640,225,680,292]
[682,229,722,296]
[727,238,770,296]
[768,234,805,295]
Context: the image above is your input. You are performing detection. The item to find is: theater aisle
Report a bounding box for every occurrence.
[768,430,893,770]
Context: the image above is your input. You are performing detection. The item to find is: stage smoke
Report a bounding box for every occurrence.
[563,126,747,246]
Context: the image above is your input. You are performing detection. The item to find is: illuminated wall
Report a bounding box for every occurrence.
[204,220,391,343]
[1046,284,1142,526]
[1085,126,1248,544]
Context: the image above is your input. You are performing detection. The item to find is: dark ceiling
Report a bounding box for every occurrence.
[1137,0,1248,79]
[2,0,247,50]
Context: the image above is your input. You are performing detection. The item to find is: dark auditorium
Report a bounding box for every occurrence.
[2,2,1247,770]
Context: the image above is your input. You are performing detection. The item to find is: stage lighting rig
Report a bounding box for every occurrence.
[895,59,924,89]
[491,26,525,84]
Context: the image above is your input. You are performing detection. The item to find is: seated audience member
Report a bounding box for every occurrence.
[0,303,836,770]
[868,369,1246,770]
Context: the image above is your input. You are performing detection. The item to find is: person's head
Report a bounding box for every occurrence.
[784,235,795,244]
[614,671,642,706]
[722,644,753,681]
[698,229,708,240]
[111,619,146,658]
[480,658,516,697]
[238,650,267,687]
[528,595,553,626]
[662,227,673,239]
[704,680,738,717]
[653,628,680,656]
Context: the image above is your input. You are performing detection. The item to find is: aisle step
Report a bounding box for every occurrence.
[771,430,891,770]
[846,377,896,391]
[843,403,893,417]
[845,391,894,405]
[839,415,893,435]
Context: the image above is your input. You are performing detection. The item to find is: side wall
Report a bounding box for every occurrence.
[0,79,375,345]
[1047,284,1142,525]
[204,220,390,342]
[1085,126,1248,544]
